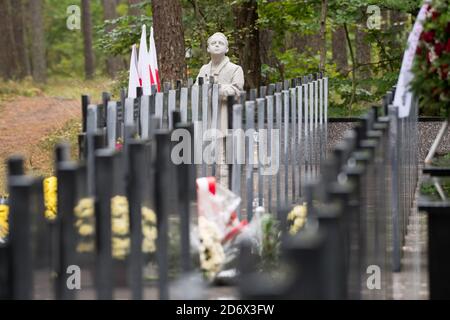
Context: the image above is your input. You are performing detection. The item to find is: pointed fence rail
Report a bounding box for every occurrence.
[0,80,421,300]
[239,88,420,300]
[1,75,420,300]
[78,74,329,219]
[0,74,329,300]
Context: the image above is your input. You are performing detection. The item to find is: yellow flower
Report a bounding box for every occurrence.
[112,217,129,236]
[0,204,9,239]
[288,203,308,235]
[142,206,157,224]
[77,241,94,253]
[111,196,129,217]
[198,216,225,280]
[74,198,94,218]
[112,238,130,259]
[43,176,57,220]
[143,225,157,240]
[78,224,94,236]
[142,238,156,253]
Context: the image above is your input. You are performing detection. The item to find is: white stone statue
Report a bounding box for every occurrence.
[196,32,244,102]
[196,32,245,187]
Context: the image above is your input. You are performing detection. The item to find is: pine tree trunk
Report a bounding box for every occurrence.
[102,0,123,78]
[151,0,187,82]
[355,24,371,81]
[390,10,406,49]
[128,0,142,16]
[82,0,95,80]
[260,29,279,84]
[0,0,18,80]
[11,0,31,78]
[233,0,261,90]
[319,0,328,72]
[29,0,46,83]
[332,26,348,75]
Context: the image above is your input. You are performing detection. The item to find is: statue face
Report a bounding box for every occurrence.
[207,34,228,56]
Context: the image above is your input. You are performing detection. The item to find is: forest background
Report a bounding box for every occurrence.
[0,0,426,116]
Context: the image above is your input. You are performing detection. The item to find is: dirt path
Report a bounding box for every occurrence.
[0,96,80,194]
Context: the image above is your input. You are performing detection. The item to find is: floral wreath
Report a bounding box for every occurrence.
[412,0,450,116]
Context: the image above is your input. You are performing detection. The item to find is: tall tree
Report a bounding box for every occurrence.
[0,0,18,80]
[102,0,123,77]
[82,0,95,79]
[151,0,187,82]
[233,0,261,90]
[355,24,371,81]
[390,10,406,49]
[260,29,280,83]
[128,0,143,16]
[12,0,31,78]
[332,26,348,74]
[29,0,47,83]
[318,0,328,72]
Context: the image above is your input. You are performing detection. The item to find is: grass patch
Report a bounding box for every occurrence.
[421,178,450,201]
[37,119,81,168]
[0,76,115,107]
[328,104,368,117]
[431,152,450,168]
[0,119,81,197]
[43,76,115,102]
[0,77,43,107]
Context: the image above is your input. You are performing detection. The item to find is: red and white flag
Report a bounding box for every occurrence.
[127,44,140,99]
[149,26,161,92]
[138,25,152,95]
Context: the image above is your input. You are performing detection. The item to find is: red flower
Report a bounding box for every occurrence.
[432,10,440,20]
[435,42,445,57]
[445,39,450,53]
[440,64,449,80]
[422,31,435,43]
[416,46,423,56]
[115,142,123,151]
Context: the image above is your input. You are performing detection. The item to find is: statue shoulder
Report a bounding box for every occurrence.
[224,61,243,78]
[198,64,209,75]
[227,61,242,71]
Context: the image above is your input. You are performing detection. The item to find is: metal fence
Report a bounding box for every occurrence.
[79,74,329,219]
[239,89,419,299]
[0,73,329,300]
[0,82,420,300]
[419,115,450,299]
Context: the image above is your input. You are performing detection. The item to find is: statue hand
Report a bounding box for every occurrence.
[219,85,236,98]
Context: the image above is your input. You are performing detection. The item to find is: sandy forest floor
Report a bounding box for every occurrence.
[0,96,81,195]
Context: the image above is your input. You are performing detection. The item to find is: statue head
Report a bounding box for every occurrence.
[207,32,229,57]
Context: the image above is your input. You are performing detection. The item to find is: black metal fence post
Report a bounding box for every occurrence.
[55,145,78,300]
[127,140,146,300]
[155,130,172,300]
[175,123,195,273]
[94,148,115,299]
[8,172,36,299]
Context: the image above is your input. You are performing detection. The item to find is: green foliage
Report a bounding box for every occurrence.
[411,0,450,116]
[258,213,281,271]
[43,0,426,116]
[0,78,43,104]
[96,11,153,57]
[45,0,105,77]
[420,177,450,200]
[432,152,450,167]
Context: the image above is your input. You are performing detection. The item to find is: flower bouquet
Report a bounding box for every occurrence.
[193,177,281,283]
[411,0,450,116]
[0,197,9,243]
